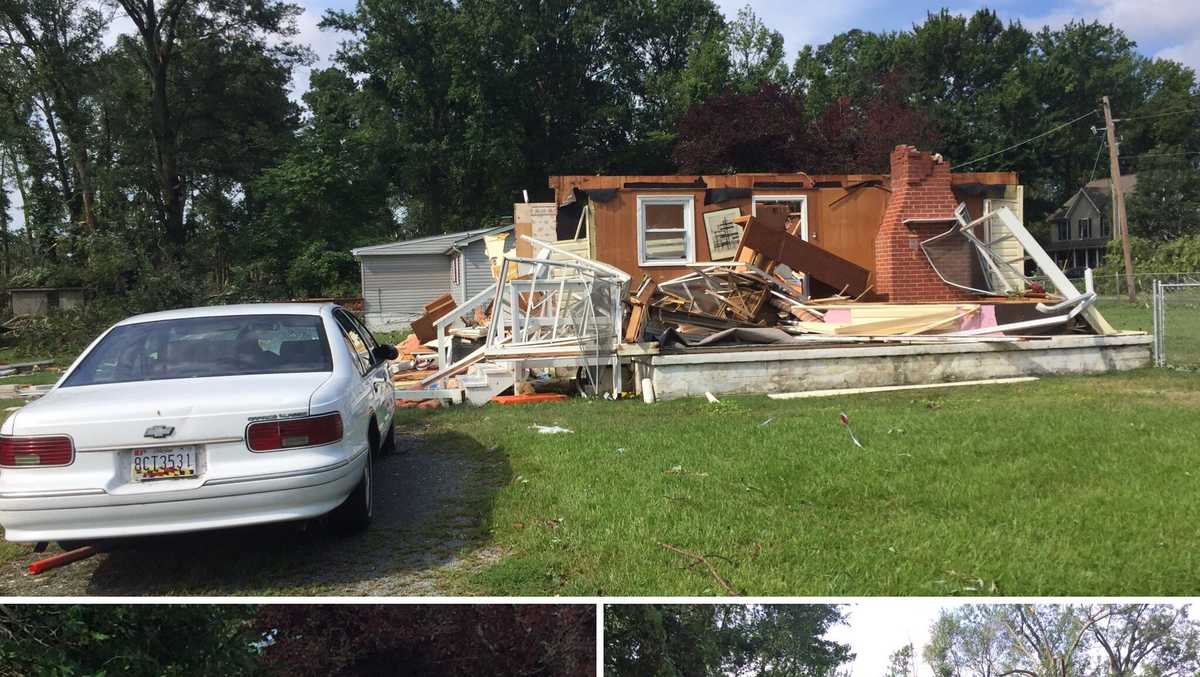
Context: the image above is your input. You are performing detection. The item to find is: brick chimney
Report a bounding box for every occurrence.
[873,145,975,303]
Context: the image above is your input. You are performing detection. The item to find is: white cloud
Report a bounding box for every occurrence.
[287,6,351,101]
[1017,0,1200,71]
[826,601,946,677]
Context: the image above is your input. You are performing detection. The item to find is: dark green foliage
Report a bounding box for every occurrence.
[0,604,262,677]
[2,1,1199,332]
[255,604,595,676]
[1126,148,1200,241]
[605,604,851,677]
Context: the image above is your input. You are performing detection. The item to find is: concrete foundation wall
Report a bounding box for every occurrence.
[648,334,1152,400]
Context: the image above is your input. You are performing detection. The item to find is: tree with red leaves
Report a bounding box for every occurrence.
[672,83,812,173]
[254,605,594,677]
[673,71,938,175]
[809,70,941,174]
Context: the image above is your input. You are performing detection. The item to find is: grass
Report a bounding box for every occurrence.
[1095,295,1200,367]
[412,369,1200,596]
[405,303,1200,596]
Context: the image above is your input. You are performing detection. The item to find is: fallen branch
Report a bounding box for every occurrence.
[658,542,739,596]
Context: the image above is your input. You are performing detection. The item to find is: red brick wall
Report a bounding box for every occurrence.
[873,145,975,302]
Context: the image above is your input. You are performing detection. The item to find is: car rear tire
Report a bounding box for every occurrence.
[330,447,373,535]
[379,421,398,456]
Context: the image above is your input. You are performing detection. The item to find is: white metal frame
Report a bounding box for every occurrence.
[751,194,809,240]
[636,194,695,266]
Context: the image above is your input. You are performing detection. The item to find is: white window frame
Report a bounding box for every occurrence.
[637,194,695,267]
[752,194,809,240]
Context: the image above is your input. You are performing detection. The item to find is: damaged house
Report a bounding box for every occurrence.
[379,145,1150,405]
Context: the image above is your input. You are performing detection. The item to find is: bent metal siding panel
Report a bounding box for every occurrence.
[360,253,452,328]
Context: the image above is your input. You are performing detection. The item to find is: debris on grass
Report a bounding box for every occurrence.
[531,424,573,434]
[658,542,739,596]
[839,412,864,448]
[705,391,721,404]
[665,465,709,478]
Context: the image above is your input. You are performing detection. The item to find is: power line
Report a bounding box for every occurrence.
[951,109,1099,170]
[1118,150,1200,161]
[1088,135,1107,183]
[1115,107,1199,122]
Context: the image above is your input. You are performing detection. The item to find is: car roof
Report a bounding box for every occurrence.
[114,303,335,326]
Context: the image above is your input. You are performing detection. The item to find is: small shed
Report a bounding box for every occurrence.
[7,287,86,317]
[352,225,512,330]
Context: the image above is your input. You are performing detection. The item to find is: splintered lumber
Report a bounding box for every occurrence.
[625,277,659,343]
[735,212,871,297]
[410,293,457,343]
[829,306,977,336]
[419,344,487,387]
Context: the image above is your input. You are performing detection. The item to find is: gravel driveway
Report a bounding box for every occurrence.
[0,430,509,596]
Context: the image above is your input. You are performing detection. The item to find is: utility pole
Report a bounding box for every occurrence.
[1101,95,1136,302]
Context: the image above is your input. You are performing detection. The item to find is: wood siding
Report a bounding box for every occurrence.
[549,172,1018,282]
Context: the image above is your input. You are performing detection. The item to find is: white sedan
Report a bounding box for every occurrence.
[0,303,397,544]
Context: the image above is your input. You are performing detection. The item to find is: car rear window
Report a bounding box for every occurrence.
[62,314,333,387]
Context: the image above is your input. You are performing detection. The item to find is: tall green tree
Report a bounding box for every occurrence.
[605,604,851,677]
[0,604,262,677]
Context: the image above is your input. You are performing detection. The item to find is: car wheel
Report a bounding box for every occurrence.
[330,446,373,535]
[379,421,398,456]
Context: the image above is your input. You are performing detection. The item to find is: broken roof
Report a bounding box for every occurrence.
[351,224,513,257]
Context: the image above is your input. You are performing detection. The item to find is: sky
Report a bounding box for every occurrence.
[827,600,946,677]
[5,0,1200,231]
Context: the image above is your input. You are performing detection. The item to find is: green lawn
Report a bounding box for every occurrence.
[1096,296,1200,366]
[396,302,1200,596]
[410,368,1200,596]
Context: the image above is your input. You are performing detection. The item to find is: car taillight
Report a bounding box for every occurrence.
[247,413,343,452]
[0,435,74,467]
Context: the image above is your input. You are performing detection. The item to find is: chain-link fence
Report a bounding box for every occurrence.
[1072,272,1200,298]
[1152,281,1200,368]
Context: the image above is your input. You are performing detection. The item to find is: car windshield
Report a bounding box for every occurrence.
[62,314,333,387]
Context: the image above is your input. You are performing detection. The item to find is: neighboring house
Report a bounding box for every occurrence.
[352,224,513,330]
[1047,174,1136,270]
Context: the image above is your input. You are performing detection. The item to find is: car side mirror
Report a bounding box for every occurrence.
[372,344,400,362]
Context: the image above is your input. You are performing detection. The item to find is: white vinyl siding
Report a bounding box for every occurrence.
[359,254,451,330]
[449,240,500,304]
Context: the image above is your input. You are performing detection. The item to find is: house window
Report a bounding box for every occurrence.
[1078,217,1092,239]
[637,195,694,266]
[752,195,809,239]
[1100,217,1112,238]
[1057,220,1070,241]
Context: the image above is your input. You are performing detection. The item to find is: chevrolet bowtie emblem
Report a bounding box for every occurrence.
[144,425,176,439]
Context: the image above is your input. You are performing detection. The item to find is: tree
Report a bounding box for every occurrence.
[673,82,811,173]
[1090,604,1200,677]
[726,5,788,91]
[605,604,851,677]
[1126,147,1200,240]
[256,604,594,677]
[0,604,261,676]
[0,0,105,233]
[925,605,1200,677]
[885,643,916,677]
[925,606,1008,677]
[112,0,304,255]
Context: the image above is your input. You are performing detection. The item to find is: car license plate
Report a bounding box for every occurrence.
[129,446,203,482]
